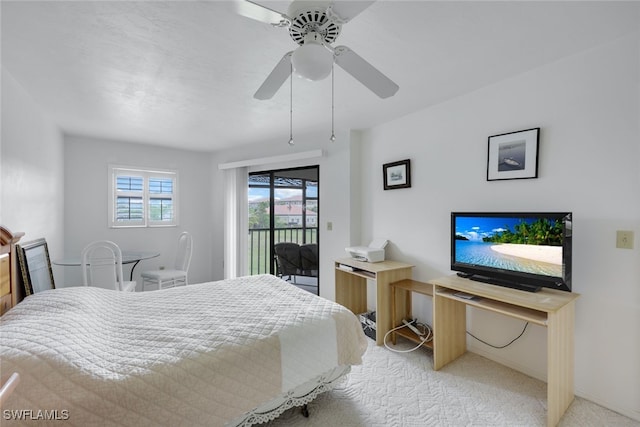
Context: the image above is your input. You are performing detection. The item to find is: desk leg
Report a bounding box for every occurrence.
[391,285,412,345]
[391,285,397,345]
[375,268,412,346]
[128,260,141,282]
[433,292,466,370]
[546,301,575,427]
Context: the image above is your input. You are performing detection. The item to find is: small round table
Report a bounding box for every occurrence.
[53,251,160,281]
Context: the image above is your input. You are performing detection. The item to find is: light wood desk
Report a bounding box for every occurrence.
[334,258,414,346]
[429,275,579,427]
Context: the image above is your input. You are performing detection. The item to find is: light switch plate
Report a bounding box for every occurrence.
[616,230,634,249]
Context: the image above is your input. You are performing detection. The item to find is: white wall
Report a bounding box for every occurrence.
[0,68,65,279]
[359,33,640,420]
[63,136,214,287]
[211,128,358,302]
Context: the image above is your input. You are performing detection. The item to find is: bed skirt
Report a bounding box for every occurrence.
[229,364,350,426]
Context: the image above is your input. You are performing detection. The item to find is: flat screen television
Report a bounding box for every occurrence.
[451,212,572,292]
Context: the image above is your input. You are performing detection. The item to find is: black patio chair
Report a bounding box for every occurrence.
[300,243,319,277]
[274,242,302,283]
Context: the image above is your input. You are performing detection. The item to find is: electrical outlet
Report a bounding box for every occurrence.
[327,221,333,231]
[616,230,634,249]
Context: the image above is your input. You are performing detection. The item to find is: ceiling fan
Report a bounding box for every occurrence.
[235,0,399,100]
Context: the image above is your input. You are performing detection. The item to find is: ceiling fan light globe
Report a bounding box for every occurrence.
[291,42,333,81]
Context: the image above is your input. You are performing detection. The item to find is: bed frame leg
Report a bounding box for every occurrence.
[301,404,309,418]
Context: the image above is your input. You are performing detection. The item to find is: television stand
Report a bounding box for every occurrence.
[429,274,579,427]
[468,274,541,293]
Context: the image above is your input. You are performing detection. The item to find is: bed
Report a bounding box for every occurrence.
[0,274,368,426]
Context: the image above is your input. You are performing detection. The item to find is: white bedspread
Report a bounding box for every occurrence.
[0,275,367,426]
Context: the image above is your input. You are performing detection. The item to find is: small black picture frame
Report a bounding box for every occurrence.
[487,128,540,181]
[383,159,411,190]
[16,238,56,296]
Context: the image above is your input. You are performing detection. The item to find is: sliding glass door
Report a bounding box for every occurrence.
[248,166,319,294]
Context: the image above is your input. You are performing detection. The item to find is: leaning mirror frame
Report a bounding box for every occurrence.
[16,238,56,296]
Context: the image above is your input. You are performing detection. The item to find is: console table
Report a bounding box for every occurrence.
[334,258,414,346]
[429,275,580,427]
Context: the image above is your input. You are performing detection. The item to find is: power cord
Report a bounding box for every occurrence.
[384,319,528,352]
[383,319,433,353]
[467,321,529,349]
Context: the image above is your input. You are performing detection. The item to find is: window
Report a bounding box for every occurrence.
[109,165,178,228]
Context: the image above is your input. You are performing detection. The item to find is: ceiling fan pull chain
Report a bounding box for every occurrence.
[288,63,294,146]
[330,63,336,142]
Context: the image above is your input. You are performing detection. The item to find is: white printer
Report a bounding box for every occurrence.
[345,239,389,263]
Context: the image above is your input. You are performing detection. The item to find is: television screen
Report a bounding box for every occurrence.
[451,212,572,292]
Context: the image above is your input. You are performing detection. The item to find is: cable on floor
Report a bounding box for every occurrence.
[383,319,433,353]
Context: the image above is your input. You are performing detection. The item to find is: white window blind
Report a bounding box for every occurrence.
[109,165,178,228]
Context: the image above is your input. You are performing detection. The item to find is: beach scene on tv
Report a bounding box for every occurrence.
[455,216,563,277]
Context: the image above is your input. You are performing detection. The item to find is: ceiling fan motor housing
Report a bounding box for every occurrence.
[287,2,341,46]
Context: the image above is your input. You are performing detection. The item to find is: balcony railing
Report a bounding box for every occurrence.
[248,227,318,275]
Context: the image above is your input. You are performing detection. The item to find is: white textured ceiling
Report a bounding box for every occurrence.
[2,1,639,151]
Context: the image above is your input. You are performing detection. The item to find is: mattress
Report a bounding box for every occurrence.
[0,274,367,426]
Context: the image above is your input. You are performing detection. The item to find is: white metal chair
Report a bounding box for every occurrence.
[141,232,192,291]
[81,240,137,292]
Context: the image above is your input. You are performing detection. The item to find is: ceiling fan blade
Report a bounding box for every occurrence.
[333,46,399,98]
[254,51,293,100]
[327,1,376,24]
[234,0,290,27]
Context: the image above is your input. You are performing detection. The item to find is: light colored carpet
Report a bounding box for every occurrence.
[265,338,638,426]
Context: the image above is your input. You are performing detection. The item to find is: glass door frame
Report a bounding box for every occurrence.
[248,165,319,292]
